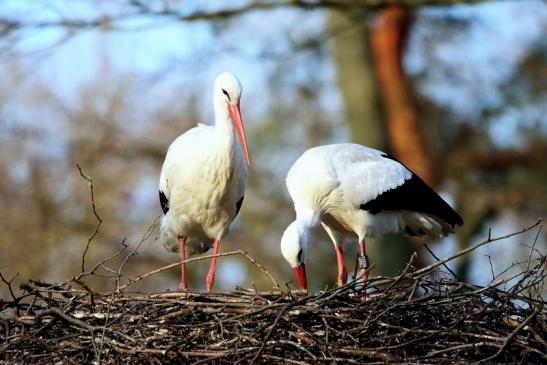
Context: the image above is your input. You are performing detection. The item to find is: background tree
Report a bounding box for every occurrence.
[0,0,545,296]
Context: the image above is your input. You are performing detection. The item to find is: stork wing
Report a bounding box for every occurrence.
[336,145,462,227]
[334,145,412,207]
[158,123,214,214]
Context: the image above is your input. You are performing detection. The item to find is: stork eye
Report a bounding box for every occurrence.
[222,88,230,100]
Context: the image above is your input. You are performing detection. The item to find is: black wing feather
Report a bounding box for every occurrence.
[235,196,244,217]
[360,154,463,227]
[159,190,169,214]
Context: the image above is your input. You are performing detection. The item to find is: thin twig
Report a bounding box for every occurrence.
[424,244,461,280]
[77,164,103,273]
[1,220,545,364]
[413,220,542,279]
[116,249,279,292]
[479,304,545,363]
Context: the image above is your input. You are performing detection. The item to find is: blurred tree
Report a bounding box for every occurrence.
[0,1,545,297]
[370,6,435,184]
[330,9,386,149]
[450,38,547,279]
[330,6,435,276]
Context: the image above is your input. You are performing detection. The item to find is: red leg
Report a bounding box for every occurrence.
[358,238,369,283]
[178,236,188,291]
[358,239,369,300]
[206,239,220,293]
[334,244,348,286]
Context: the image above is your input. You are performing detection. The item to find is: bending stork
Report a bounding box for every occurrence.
[280,143,463,291]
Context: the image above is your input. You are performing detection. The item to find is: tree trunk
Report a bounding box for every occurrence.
[369,6,437,275]
[330,9,386,149]
[330,9,415,277]
[370,6,436,185]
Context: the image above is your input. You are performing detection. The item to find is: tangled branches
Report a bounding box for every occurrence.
[1,220,545,364]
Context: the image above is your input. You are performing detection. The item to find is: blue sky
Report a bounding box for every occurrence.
[3,0,544,145]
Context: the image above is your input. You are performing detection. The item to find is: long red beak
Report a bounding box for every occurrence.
[227,103,250,166]
[292,263,307,290]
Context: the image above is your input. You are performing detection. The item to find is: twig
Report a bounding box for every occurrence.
[1,220,544,364]
[0,0,491,35]
[487,255,495,282]
[479,304,544,363]
[419,342,500,359]
[526,222,542,271]
[114,217,160,291]
[424,244,461,280]
[335,347,399,362]
[250,296,309,363]
[0,272,20,305]
[77,164,103,273]
[116,249,279,292]
[412,220,542,279]
[237,250,280,289]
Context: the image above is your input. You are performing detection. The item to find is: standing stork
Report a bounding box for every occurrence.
[280,143,463,291]
[159,72,250,293]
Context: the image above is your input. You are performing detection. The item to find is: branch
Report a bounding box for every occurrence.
[114,217,160,291]
[411,219,542,279]
[38,308,137,344]
[479,304,544,363]
[0,0,495,33]
[424,243,461,280]
[368,219,543,289]
[77,164,103,273]
[116,249,279,292]
[453,145,547,172]
[0,271,20,310]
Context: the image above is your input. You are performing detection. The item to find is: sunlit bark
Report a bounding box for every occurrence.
[370,6,436,185]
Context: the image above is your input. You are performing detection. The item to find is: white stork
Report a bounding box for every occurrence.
[158,72,250,293]
[280,143,463,291]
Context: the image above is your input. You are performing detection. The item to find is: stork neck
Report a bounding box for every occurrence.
[293,211,318,263]
[213,103,236,148]
[295,207,320,232]
[212,92,235,133]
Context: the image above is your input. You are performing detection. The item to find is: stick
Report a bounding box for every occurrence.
[413,220,542,279]
[369,219,542,289]
[424,244,461,280]
[479,304,544,363]
[77,164,103,273]
[116,250,279,292]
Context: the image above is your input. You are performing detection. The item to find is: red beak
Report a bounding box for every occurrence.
[227,103,250,166]
[292,263,307,290]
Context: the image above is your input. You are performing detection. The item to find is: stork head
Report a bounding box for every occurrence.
[214,72,250,166]
[280,221,308,290]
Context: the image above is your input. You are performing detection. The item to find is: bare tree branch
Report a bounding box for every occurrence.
[77,164,103,273]
[116,249,280,292]
[0,0,497,35]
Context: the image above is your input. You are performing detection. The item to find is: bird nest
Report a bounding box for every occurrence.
[1,221,545,364]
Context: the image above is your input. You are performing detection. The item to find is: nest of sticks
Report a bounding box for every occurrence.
[1,220,545,364]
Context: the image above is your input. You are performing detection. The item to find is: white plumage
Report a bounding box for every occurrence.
[158,72,249,292]
[281,143,463,291]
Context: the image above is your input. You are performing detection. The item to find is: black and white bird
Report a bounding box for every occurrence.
[158,72,250,293]
[280,143,463,291]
